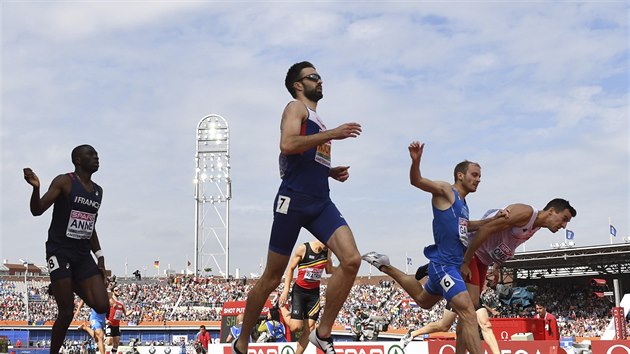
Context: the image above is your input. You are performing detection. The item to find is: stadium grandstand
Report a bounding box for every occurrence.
[1,244,629,350]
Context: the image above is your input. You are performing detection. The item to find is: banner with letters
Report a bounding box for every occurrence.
[214,340,567,354]
[591,340,630,354]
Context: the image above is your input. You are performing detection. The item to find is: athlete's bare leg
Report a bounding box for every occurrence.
[411,309,456,338]
[318,225,361,337]
[233,250,289,354]
[296,318,316,354]
[477,307,500,354]
[50,278,76,354]
[378,264,442,309]
[449,291,483,354]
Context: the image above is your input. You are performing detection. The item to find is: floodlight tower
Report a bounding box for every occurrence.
[194,114,231,279]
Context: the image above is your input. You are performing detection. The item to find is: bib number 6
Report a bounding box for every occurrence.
[440,273,455,293]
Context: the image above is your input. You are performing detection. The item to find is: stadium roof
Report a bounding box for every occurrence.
[502,243,630,279]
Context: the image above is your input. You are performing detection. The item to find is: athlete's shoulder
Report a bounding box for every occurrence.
[284,100,309,118]
[505,203,535,223]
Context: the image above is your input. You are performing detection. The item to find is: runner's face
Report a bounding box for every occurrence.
[77,146,100,172]
[462,165,481,193]
[548,209,573,233]
[298,68,323,102]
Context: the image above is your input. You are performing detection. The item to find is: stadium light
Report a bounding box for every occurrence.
[194,114,231,279]
[19,259,29,323]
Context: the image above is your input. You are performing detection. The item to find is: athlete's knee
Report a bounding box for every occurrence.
[454,306,477,325]
[338,251,361,273]
[56,306,74,323]
[478,318,492,330]
[259,271,283,289]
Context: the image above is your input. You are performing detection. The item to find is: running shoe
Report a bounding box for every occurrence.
[309,329,336,354]
[399,330,413,349]
[361,252,390,271]
[231,338,245,354]
[414,263,429,280]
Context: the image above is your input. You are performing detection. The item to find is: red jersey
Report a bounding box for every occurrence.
[295,242,328,290]
[108,301,125,326]
[197,331,210,349]
[536,312,559,340]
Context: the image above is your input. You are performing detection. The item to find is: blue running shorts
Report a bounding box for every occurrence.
[423,262,468,303]
[269,188,348,256]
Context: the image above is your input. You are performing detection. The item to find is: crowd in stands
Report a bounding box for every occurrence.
[0,276,618,338]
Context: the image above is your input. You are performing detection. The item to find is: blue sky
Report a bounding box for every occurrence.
[1,1,628,278]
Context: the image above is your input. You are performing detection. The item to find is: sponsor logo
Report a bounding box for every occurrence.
[317,344,385,354]
[386,345,404,354]
[222,344,293,354]
[429,340,568,354]
[74,196,100,209]
[591,340,630,354]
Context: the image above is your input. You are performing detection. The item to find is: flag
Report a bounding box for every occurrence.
[153,260,160,268]
[610,224,617,237]
[406,257,412,266]
[187,260,191,267]
[565,229,575,240]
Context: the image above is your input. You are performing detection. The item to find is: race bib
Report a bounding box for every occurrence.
[47,255,60,273]
[315,141,331,168]
[114,309,124,320]
[458,217,469,246]
[440,273,456,293]
[304,268,323,281]
[276,195,290,214]
[66,209,96,239]
[491,243,514,263]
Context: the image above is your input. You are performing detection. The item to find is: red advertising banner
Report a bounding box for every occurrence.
[613,307,628,340]
[222,343,297,354]
[428,340,566,354]
[591,340,630,354]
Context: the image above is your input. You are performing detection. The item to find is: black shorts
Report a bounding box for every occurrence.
[46,248,100,283]
[105,325,121,337]
[290,285,321,320]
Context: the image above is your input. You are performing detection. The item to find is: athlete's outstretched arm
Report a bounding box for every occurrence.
[408,141,452,199]
[461,204,532,278]
[468,208,510,232]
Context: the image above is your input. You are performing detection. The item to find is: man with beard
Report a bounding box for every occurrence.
[232,61,362,354]
[363,142,487,354]
[24,144,109,354]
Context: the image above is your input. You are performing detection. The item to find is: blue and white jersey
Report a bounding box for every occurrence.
[279,104,331,198]
[424,188,469,266]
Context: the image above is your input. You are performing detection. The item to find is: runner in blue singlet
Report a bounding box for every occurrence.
[362,141,489,354]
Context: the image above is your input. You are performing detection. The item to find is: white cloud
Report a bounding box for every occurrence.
[1,1,627,277]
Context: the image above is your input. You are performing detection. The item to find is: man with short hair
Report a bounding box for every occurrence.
[24,145,109,354]
[363,141,487,354]
[535,302,559,340]
[232,61,362,354]
[196,325,211,353]
[401,198,577,352]
[279,240,334,354]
